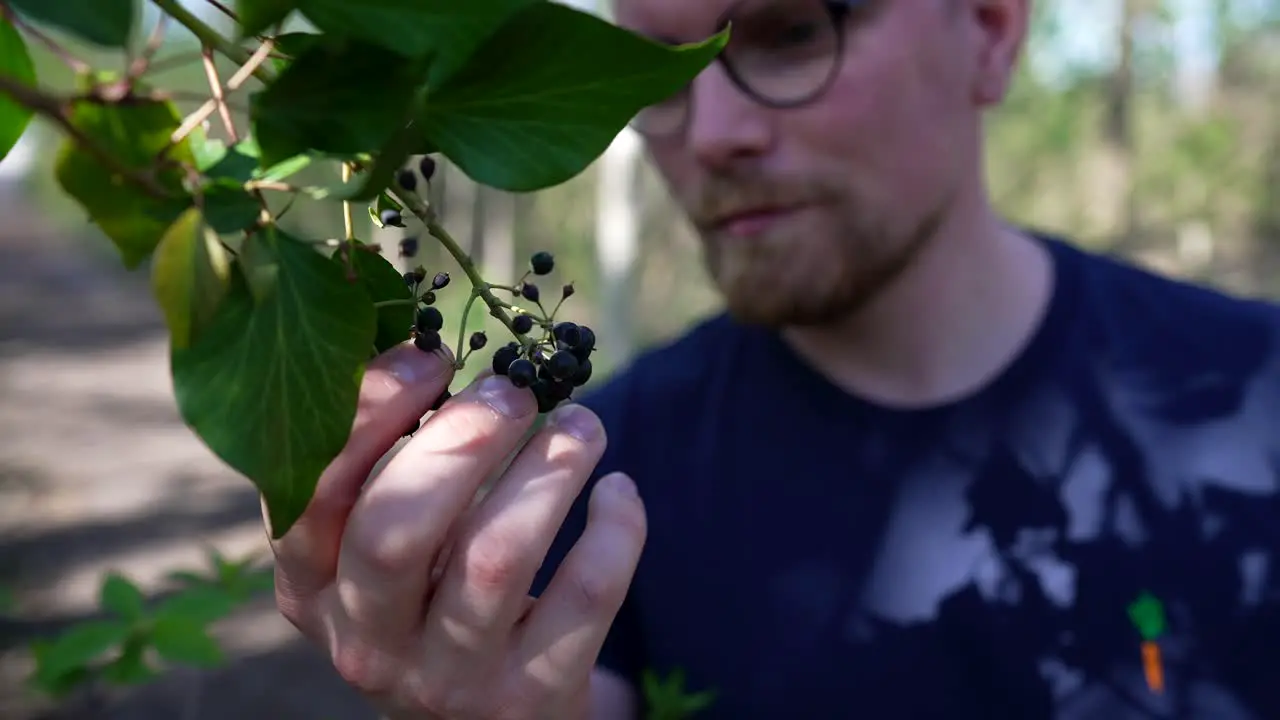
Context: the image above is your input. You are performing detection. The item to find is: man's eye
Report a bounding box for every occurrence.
[748,19,824,50]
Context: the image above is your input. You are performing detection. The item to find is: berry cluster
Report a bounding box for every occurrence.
[487,251,595,412]
[382,157,596,422]
[490,319,595,413]
[404,267,452,353]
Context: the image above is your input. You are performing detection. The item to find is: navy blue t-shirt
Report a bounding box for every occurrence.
[530,234,1280,719]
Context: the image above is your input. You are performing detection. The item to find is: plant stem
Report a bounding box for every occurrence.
[0,75,175,199]
[341,164,355,240]
[390,189,521,340]
[456,290,480,368]
[127,12,170,80]
[1,5,90,74]
[373,299,416,309]
[148,0,274,85]
[170,37,273,145]
[200,47,238,142]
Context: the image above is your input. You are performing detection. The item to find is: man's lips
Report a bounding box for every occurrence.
[711,205,806,238]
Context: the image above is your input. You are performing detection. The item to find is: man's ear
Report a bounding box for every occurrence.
[967,0,1029,106]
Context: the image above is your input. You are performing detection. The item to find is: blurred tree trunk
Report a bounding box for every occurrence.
[441,162,478,257]
[478,186,516,291]
[1102,0,1142,249]
[595,127,642,363]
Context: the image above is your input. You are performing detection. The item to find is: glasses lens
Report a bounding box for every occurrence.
[723,0,841,105]
[626,0,842,136]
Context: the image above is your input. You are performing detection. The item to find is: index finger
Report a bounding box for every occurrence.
[268,342,455,622]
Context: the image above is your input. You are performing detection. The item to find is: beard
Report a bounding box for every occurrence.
[691,176,946,329]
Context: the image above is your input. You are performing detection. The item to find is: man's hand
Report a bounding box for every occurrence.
[266,342,648,720]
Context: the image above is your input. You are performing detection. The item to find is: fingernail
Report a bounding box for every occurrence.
[600,472,637,498]
[478,374,533,417]
[385,344,450,385]
[547,403,601,443]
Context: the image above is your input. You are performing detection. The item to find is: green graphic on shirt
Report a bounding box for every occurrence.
[1127,591,1167,641]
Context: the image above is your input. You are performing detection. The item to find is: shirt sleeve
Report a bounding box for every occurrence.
[527,374,648,687]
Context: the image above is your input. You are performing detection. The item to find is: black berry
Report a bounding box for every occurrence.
[431,272,450,290]
[403,271,418,288]
[380,208,405,228]
[508,358,537,388]
[512,314,534,335]
[419,155,437,181]
[521,283,540,303]
[532,381,566,413]
[574,326,596,357]
[420,291,436,305]
[546,378,574,402]
[469,331,487,351]
[397,168,417,191]
[430,389,451,412]
[414,329,441,352]
[547,349,579,381]
[416,306,443,332]
[561,283,575,300]
[570,358,592,387]
[492,343,519,375]
[530,251,555,276]
[402,418,421,437]
[399,237,418,258]
[553,322,582,348]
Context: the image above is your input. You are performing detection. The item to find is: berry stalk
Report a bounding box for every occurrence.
[388,187,524,344]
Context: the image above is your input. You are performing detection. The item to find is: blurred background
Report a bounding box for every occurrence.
[1,0,1279,717]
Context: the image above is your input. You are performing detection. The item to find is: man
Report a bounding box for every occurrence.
[265,0,1280,717]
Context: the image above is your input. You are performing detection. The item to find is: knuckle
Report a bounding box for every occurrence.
[345,516,442,578]
[461,531,527,591]
[331,642,396,695]
[564,562,629,614]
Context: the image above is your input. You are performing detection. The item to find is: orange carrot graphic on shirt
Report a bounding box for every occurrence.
[1127,591,1167,694]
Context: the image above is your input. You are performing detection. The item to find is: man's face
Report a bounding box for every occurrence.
[616,0,1025,328]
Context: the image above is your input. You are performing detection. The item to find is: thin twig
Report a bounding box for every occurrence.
[201,47,239,142]
[390,188,522,341]
[127,13,170,80]
[170,38,273,145]
[0,75,174,200]
[0,5,90,74]
[202,0,239,23]
[149,0,274,85]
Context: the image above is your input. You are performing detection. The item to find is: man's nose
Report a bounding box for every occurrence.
[685,67,773,170]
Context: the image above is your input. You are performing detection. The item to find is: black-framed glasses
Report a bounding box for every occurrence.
[629,0,859,138]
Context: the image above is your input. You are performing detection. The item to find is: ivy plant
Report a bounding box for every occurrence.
[0,0,728,539]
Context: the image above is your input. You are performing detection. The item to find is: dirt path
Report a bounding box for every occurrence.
[0,184,376,720]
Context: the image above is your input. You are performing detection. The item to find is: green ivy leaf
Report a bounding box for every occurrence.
[248,39,431,167]
[202,181,263,234]
[296,0,535,86]
[157,585,238,625]
[270,31,324,72]
[54,96,194,269]
[151,614,224,668]
[7,0,137,48]
[151,208,233,350]
[236,0,297,37]
[0,17,35,163]
[419,2,727,191]
[338,243,414,354]
[100,634,158,686]
[32,620,132,685]
[367,192,404,228]
[200,139,261,184]
[170,227,377,538]
[100,572,146,623]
